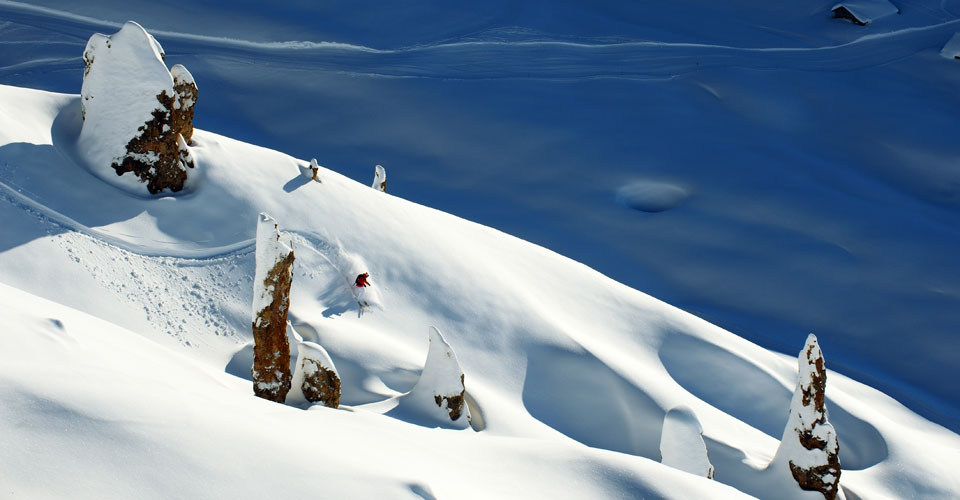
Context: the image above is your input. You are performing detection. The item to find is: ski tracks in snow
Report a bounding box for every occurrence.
[1,0,959,81]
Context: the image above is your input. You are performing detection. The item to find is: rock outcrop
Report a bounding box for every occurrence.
[298,343,341,408]
[283,322,340,408]
[78,21,198,195]
[251,214,295,403]
[403,327,471,427]
[771,334,841,500]
[660,406,715,479]
[372,164,386,192]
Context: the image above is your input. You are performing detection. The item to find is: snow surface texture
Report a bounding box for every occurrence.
[2,0,960,432]
[1,14,960,500]
[76,21,194,195]
[660,406,715,479]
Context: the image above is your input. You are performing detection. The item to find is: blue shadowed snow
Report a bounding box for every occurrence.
[1,0,959,432]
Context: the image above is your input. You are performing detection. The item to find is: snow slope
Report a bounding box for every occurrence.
[1,0,958,432]
[1,83,959,499]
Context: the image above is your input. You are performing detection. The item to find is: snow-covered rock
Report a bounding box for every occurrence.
[941,33,960,60]
[660,406,715,479]
[77,21,198,195]
[372,164,386,192]
[402,327,470,428]
[309,158,321,181]
[287,322,341,408]
[769,334,842,500]
[831,1,899,26]
[251,213,295,402]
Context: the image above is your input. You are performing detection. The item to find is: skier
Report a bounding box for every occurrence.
[354,272,371,306]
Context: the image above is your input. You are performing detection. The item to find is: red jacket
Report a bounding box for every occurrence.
[355,274,370,287]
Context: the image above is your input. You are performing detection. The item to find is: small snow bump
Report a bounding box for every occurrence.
[616,181,689,213]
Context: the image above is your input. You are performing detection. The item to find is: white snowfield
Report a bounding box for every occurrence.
[0,83,959,499]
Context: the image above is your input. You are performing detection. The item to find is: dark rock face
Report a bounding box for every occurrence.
[301,358,341,408]
[111,88,196,194]
[788,339,841,500]
[251,251,295,403]
[832,7,867,26]
[434,374,466,421]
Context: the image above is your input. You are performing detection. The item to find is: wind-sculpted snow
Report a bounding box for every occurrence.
[1,84,959,499]
[4,4,960,432]
[3,0,960,82]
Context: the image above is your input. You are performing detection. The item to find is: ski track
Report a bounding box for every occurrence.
[1,0,959,82]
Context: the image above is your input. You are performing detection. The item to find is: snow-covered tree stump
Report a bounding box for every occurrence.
[660,406,715,479]
[404,327,470,427]
[772,334,841,500]
[372,165,386,192]
[78,21,198,195]
[251,213,295,403]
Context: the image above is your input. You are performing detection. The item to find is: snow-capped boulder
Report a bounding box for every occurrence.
[770,334,841,500]
[285,322,341,408]
[372,164,386,192]
[251,213,295,402]
[660,406,715,479]
[78,21,198,195]
[297,341,341,408]
[404,327,471,427]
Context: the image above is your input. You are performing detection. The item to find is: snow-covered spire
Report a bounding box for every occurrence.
[771,334,841,500]
[660,406,715,479]
[404,327,471,428]
[250,213,295,403]
[372,164,386,192]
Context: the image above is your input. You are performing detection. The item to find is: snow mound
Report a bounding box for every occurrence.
[615,181,689,213]
[660,406,715,479]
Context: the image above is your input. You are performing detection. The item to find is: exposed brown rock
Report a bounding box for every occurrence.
[251,251,295,403]
[433,374,466,421]
[111,89,197,194]
[301,358,341,408]
[172,71,197,143]
[790,460,841,500]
